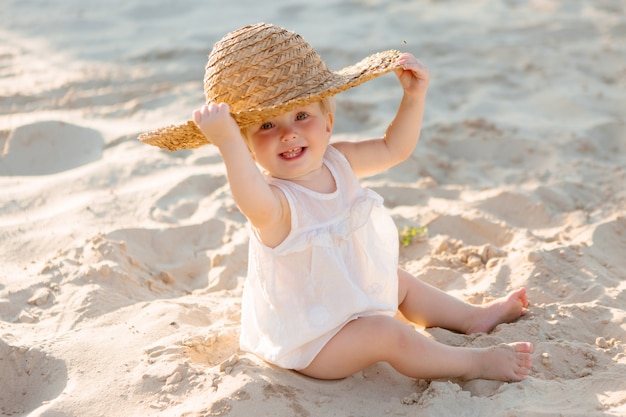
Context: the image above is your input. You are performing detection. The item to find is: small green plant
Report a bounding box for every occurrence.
[399,225,428,247]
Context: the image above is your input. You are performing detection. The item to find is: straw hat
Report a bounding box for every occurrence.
[138,23,401,151]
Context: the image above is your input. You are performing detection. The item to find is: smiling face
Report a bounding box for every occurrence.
[244,100,334,182]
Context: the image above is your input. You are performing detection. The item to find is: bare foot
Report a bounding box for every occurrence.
[466,342,533,382]
[465,288,529,334]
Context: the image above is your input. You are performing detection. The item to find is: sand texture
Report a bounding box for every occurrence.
[1,1,625,416]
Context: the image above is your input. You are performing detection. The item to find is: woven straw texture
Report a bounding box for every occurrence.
[139,23,400,151]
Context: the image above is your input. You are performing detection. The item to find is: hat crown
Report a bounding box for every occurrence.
[139,23,400,151]
[204,23,331,117]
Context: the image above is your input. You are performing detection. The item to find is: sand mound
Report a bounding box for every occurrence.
[0,121,104,175]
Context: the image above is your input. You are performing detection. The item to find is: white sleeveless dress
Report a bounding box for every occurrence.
[239,145,399,370]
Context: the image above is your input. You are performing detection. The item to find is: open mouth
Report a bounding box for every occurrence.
[280,147,305,160]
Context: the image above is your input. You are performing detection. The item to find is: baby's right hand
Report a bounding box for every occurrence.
[192,103,241,147]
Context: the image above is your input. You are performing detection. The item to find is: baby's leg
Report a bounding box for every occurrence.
[298,315,533,381]
[397,269,528,334]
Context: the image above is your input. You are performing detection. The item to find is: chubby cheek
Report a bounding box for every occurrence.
[248,140,276,164]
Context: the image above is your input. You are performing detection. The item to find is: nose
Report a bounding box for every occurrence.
[280,124,298,142]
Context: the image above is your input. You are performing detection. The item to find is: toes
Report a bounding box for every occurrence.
[516,354,532,368]
[513,342,533,353]
[511,287,529,307]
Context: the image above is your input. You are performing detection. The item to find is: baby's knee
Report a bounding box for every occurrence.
[361,316,414,351]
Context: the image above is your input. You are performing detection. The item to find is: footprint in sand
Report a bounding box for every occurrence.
[428,214,512,247]
[476,191,553,229]
[588,218,626,272]
[150,174,227,223]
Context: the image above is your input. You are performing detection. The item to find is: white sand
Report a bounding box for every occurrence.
[1,1,625,416]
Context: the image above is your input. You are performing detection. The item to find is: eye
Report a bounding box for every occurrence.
[260,121,274,130]
[295,112,308,121]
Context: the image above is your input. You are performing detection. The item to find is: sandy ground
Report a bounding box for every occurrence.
[1,1,625,416]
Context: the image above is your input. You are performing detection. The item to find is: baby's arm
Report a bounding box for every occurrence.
[193,104,287,234]
[334,53,430,178]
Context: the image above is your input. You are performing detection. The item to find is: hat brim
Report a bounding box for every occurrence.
[139,49,401,151]
[138,121,208,151]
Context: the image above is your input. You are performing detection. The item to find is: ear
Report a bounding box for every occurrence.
[325,111,334,136]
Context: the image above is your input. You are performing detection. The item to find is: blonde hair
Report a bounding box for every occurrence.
[241,96,336,144]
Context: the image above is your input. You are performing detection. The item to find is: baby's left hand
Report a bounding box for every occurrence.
[394,53,430,97]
